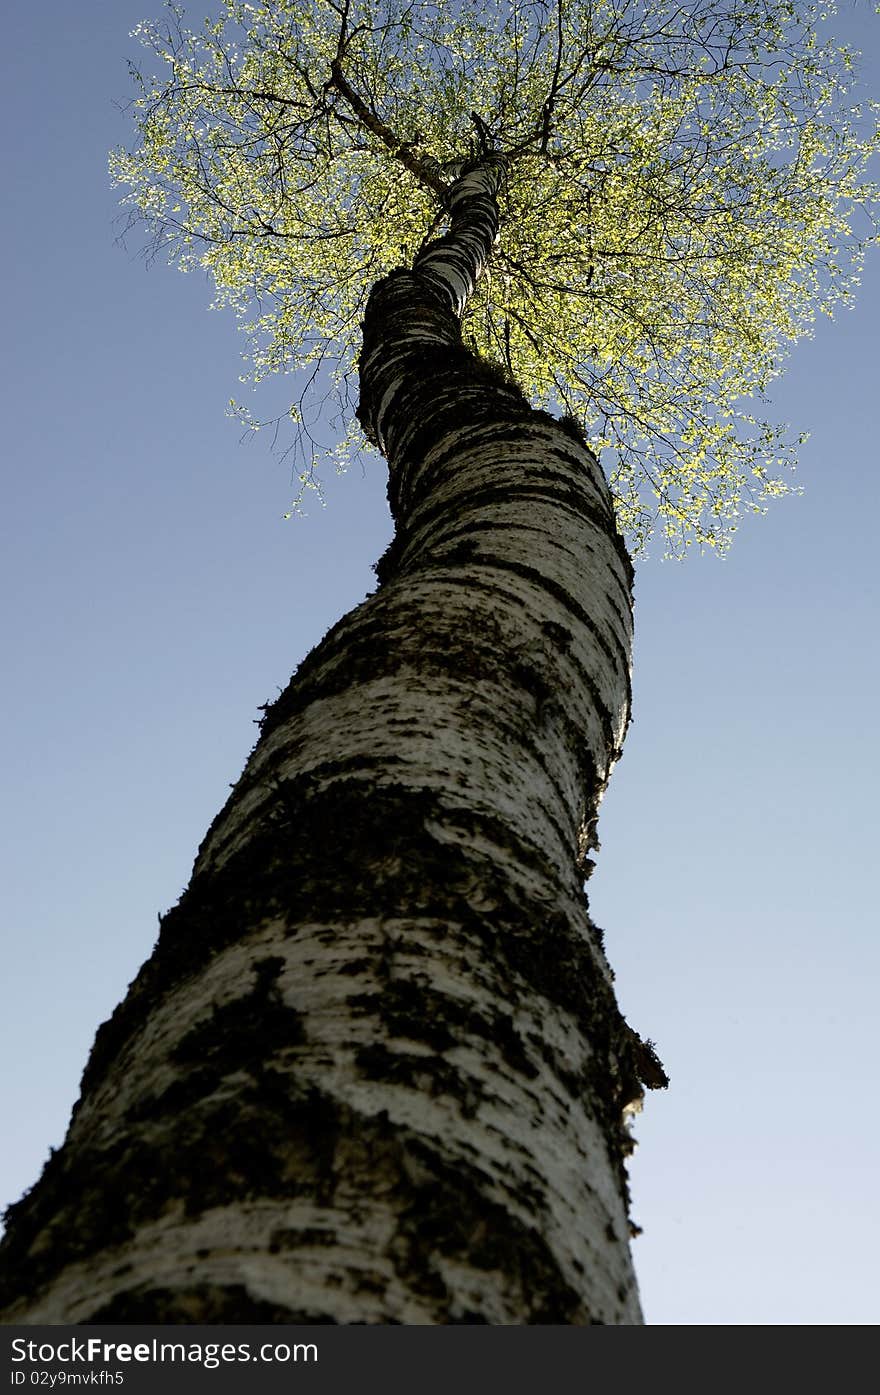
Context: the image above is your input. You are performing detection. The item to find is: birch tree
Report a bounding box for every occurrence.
[0,0,875,1324]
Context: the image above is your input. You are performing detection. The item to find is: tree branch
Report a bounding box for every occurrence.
[540,0,566,154]
[327,59,449,201]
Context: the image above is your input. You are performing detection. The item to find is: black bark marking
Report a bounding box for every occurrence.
[170,956,304,1076]
[355,1044,486,1117]
[89,1285,336,1323]
[389,1136,587,1323]
[348,979,539,1081]
[270,1226,337,1251]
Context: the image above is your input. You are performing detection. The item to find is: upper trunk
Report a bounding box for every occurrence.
[0,161,652,1325]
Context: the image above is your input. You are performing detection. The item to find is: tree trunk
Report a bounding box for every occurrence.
[0,161,651,1325]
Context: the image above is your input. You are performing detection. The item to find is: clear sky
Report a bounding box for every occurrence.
[1,1,878,1326]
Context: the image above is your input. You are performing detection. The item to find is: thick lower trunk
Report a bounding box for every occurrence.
[0,163,650,1324]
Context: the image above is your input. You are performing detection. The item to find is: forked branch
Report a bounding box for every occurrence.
[327,59,449,200]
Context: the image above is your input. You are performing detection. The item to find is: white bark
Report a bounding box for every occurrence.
[0,161,654,1325]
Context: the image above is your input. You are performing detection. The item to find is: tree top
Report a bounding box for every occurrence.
[112,0,879,553]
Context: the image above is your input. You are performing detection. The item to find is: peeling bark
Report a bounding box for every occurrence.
[0,161,655,1325]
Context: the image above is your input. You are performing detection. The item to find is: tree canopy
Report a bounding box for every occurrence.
[112,0,879,553]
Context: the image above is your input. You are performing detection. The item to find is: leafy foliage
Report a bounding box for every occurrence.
[112,0,878,552]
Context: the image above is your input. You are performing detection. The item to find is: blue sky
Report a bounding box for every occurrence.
[1,1,878,1325]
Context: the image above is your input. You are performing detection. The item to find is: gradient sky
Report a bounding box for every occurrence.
[2,1,878,1326]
